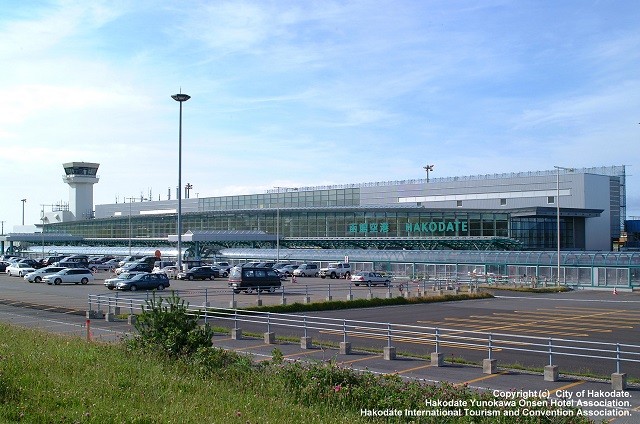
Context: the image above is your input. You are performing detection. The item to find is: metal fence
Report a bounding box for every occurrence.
[88,291,640,380]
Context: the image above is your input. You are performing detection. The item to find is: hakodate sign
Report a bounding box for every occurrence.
[347,220,468,234]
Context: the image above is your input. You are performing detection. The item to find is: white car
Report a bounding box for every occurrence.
[24,266,67,283]
[152,266,178,279]
[44,268,95,285]
[350,271,391,287]
[6,262,36,277]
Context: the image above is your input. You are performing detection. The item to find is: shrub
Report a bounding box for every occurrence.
[128,292,213,358]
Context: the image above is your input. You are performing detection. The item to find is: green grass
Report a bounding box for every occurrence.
[0,321,595,423]
[0,324,368,423]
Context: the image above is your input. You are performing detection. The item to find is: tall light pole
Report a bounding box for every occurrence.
[423,164,434,183]
[273,187,298,262]
[172,91,190,271]
[21,199,27,225]
[554,165,574,285]
[124,197,137,256]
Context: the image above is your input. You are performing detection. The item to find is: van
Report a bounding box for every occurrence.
[228,267,281,294]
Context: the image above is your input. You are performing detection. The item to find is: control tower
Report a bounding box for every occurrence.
[62,162,99,220]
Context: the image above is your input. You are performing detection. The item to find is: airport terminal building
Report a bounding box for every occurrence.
[6,164,639,288]
[43,165,625,252]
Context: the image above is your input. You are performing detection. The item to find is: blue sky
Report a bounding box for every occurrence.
[1,0,639,230]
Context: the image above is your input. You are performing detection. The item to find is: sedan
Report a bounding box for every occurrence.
[116,273,170,291]
[177,266,219,281]
[104,271,147,290]
[89,258,121,272]
[24,266,66,283]
[350,271,391,287]
[6,263,36,277]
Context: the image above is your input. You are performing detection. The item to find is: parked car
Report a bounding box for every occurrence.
[213,262,231,276]
[44,268,94,285]
[350,271,391,287]
[177,266,219,281]
[0,261,9,272]
[24,266,67,283]
[115,262,153,275]
[6,262,36,277]
[255,262,276,269]
[104,271,147,290]
[153,260,176,272]
[153,265,178,279]
[118,255,145,267]
[116,273,170,291]
[293,263,319,277]
[90,258,121,271]
[228,267,281,294]
[55,256,89,269]
[88,258,118,271]
[42,255,67,266]
[275,264,298,276]
[17,258,44,269]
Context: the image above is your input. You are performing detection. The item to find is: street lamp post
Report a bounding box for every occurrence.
[172,92,190,272]
[21,199,26,225]
[273,187,298,262]
[554,166,574,285]
[124,197,137,256]
[423,164,434,183]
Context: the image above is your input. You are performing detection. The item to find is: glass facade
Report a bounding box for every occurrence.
[199,188,360,211]
[48,208,512,240]
[511,217,577,250]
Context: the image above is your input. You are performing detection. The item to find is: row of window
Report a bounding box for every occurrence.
[50,211,511,239]
[47,210,581,249]
[199,188,360,211]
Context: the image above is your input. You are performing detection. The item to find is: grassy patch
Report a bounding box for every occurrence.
[243,292,493,313]
[0,322,593,423]
[480,285,570,293]
[0,324,367,423]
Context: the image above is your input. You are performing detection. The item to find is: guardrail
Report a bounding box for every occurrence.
[88,292,639,389]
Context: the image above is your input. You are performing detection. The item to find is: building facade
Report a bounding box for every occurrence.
[41,165,625,252]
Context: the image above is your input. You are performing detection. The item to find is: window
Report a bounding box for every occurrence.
[456,200,463,207]
[547,196,555,205]
[500,198,507,206]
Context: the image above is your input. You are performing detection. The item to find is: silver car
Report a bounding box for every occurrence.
[350,271,391,287]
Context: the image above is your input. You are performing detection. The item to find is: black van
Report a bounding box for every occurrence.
[228,267,281,294]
